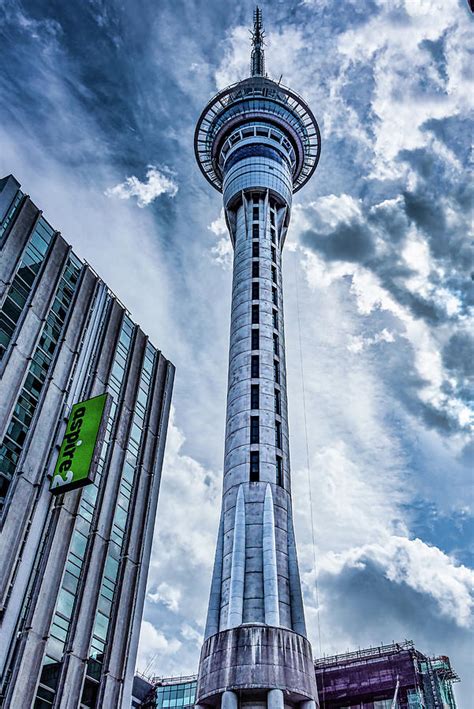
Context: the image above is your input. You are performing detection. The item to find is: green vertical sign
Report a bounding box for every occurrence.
[50,393,110,494]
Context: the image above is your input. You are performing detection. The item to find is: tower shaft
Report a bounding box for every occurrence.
[204,190,306,636]
[194,10,321,709]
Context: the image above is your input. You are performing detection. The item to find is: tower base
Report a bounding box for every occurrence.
[196,625,318,709]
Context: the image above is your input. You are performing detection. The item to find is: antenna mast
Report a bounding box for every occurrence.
[250,6,265,76]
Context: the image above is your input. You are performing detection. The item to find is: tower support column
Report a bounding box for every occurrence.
[268,689,284,709]
[222,690,239,709]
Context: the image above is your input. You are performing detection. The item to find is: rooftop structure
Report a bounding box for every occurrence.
[194,9,321,709]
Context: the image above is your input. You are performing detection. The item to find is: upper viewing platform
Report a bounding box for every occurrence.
[194,9,320,195]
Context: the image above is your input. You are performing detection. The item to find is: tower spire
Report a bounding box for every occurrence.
[250,6,265,76]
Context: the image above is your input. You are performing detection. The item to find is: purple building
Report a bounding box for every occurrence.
[314,641,459,709]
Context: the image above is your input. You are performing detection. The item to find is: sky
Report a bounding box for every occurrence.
[0,0,473,704]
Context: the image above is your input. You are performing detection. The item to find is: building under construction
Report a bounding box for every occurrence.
[314,640,459,708]
[133,640,459,709]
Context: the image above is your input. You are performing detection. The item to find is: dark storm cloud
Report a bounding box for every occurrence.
[301,218,375,262]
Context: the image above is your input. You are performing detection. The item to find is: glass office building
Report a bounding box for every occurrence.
[138,676,197,709]
[0,174,175,708]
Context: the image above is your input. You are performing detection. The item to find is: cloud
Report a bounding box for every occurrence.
[148,582,182,612]
[208,209,233,268]
[320,536,474,628]
[137,620,182,674]
[104,165,178,207]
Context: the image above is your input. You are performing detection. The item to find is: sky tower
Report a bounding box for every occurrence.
[194,8,321,709]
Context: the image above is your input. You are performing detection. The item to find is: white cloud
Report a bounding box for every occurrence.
[347,328,395,353]
[208,209,233,268]
[148,582,182,612]
[136,620,181,674]
[105,165,178,207]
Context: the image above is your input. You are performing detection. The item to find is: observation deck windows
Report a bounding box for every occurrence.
[274,388,281,415]
[251,384,259,410]
[251,328,259,351]
[252,242,259,258]
[276,455,283,487]
[251,355,259,378]
[252,261,259,279]
[250,416,259,444]
[252,282,259,301]
[252,304,259,324]
[256,127,268,137]
[250,451,260,482]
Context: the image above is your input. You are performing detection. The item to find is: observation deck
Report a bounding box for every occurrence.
[194,76,321,195]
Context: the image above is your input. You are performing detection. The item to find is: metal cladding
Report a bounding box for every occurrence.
[195,9,321,709]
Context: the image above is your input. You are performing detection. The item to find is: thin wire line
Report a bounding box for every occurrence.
[292,248,324,664]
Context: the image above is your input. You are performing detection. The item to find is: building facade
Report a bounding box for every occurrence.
[314,641,459,709]
[0,174,175,708]
[193,9,321,709]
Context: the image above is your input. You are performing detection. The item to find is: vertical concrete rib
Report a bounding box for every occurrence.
[204,514,224,638]
[263,485,279,626]
[287,512,307,637]
[227,485,246,629]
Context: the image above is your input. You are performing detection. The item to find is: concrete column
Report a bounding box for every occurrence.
[268,689,284,709]
[222,689,238,709]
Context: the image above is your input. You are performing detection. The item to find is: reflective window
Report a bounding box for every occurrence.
[0,216,55,359]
